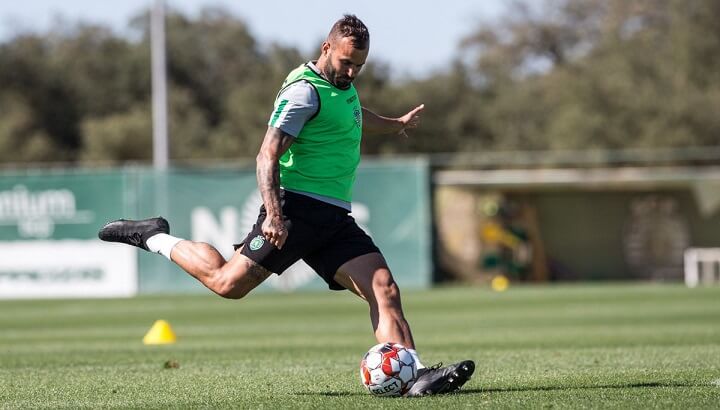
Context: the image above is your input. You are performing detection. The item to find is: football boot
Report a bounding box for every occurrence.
[405,360,475,397]
[98,217,169,251]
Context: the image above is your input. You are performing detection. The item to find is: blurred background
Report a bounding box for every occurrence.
[2,0,720,298]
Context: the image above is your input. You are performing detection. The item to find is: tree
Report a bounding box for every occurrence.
[460,0,720,154]
[2,2,720,165]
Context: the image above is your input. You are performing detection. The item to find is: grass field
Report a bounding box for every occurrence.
[1,283,719,409]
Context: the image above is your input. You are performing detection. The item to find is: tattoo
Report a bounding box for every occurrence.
[257,156,281,216]
[246,262,271,285]
[257,128,294,218]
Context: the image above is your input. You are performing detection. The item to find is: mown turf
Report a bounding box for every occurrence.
[1,283,719,409]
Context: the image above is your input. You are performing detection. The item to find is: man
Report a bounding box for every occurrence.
[99,14,474,397]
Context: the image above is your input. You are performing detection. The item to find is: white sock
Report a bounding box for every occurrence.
[407,348,426,370]
[146,233,183,261]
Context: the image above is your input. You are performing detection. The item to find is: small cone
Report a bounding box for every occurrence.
[143,320,177,345]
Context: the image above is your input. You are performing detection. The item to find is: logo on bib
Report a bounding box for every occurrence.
[249,235,265,251]
[353,107,362,129]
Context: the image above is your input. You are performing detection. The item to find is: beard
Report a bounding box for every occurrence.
[322,58,352,90]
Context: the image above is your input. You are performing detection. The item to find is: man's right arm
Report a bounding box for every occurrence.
[257,79,318,249]
[256,127,295,249]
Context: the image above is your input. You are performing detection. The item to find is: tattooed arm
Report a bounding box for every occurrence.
[255,126,295,249]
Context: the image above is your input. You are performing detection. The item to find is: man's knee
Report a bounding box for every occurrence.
[209,275,246,299]
[210,260,270,299]
[217,284,251,299]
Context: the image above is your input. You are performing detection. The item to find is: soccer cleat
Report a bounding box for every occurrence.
[405,360,475,397]
[98,217,169,251]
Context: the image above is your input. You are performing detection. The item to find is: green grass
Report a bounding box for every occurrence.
[1,283,719,409]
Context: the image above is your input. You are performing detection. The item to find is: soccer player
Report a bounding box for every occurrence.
[99,14,474,397]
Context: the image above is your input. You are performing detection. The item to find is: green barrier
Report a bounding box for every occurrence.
[0,161,432,296]
[132,158,432,293]
[0,170,137,298]
[0,170,127,240]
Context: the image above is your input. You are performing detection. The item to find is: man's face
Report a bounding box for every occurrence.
[321,36,369,90]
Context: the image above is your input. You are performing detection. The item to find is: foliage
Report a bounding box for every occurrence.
[460,0,720,152]
[1,1,719,165]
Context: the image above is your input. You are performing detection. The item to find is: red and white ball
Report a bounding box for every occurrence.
[360,342,417,397]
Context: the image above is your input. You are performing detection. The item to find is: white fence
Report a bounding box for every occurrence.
[684,248,720,287]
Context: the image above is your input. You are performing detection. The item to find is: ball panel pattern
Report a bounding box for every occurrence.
[360,342,418,397]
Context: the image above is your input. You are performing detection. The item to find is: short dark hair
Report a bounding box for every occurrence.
[328,14,369,49]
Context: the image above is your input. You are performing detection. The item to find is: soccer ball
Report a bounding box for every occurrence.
[360,342,417,397]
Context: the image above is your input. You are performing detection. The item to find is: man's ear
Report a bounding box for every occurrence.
[321,41,331,56]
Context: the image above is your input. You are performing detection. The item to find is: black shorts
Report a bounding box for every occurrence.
[235,190,380,290]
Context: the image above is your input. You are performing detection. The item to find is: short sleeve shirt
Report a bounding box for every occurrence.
[267,78,320,137]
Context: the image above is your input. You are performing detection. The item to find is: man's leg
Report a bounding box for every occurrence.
[334,251,475,397]
[169,241,272,299]
[333,252,415,348]
[99,217,271,299]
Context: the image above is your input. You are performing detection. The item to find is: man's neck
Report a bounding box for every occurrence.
[308,60,329,82]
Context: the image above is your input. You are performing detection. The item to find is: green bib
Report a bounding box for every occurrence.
[274,64,362,202]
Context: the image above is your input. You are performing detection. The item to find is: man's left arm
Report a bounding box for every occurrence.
[361,104,425,137]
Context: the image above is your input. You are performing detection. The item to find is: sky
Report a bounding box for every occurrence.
[0,0,507,78]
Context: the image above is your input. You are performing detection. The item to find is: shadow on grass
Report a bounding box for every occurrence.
[293,381,699,398]
[293,391,367,397]
[459,381,699,395]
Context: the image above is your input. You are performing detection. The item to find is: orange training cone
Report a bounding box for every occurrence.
[143,320,177,345]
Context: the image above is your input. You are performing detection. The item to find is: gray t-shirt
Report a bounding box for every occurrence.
[268,80,319,137]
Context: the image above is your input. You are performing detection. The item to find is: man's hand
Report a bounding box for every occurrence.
[261,214,288,249]
[361,104,425,137]
[397,104,425,138]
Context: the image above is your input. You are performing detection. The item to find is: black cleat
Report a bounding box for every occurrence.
[405,360,475,397]
[98,217,169,251]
